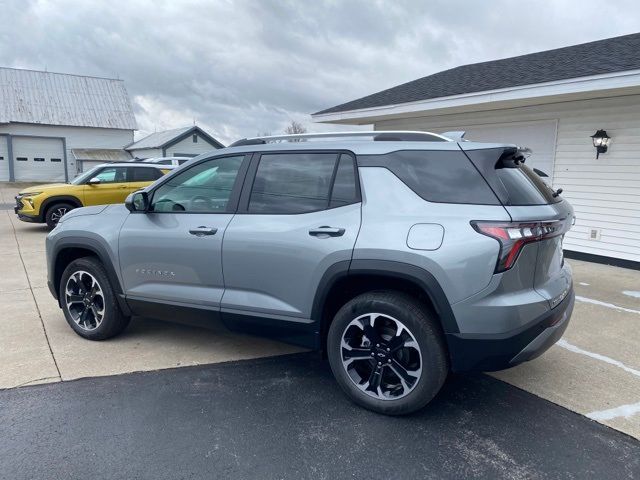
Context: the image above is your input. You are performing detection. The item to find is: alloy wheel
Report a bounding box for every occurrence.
[65,270,105,331]
[50,207,68,224]
[340,313,422,400]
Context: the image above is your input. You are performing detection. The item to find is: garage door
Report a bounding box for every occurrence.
[13,137,66,182]
[0,137,8,181]
[462,120,558,182]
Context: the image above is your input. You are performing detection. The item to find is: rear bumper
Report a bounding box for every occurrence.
[445,287,574,372]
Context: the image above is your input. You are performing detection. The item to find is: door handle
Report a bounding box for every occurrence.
[189,226,218,236]
[309,226,345,237]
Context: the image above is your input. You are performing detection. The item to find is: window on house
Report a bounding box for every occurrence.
[34,157,45,162]
[50,158,62,162]
[16,157,27,161]
[193,134,198,143]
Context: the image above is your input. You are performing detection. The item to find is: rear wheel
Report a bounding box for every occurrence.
[59,257,130,340]
[45,202,74,228]
[327,291,448,415]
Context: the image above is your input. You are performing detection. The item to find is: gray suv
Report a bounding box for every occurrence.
[46,131,575,415]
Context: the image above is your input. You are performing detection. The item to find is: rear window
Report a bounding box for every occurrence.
[495,164,560,205]
[358,150,500,205]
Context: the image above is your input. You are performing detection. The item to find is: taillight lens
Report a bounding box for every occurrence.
[471,220,567,272]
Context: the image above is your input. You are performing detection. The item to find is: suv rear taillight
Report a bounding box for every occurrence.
[471,220,567,273]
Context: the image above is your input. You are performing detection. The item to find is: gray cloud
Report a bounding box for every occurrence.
[1,0,639,144]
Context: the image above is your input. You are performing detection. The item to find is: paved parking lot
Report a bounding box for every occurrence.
[1,182,640,442]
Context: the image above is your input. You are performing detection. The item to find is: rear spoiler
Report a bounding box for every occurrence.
[496,146,532,167]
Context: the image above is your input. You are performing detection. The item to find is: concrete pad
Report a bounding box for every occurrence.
[491,345,640,439]
[7,214,48,253]
[0,289,60,389]
[21,250,48,289]
[0,253,30,293]
[0,182,39,204]
[570,259,640,311]
[33,286,305,382]
[564,301,640,371]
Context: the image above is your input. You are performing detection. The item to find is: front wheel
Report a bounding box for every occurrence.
[45,202,74,228]
[59,257,130,340]
[327,291,449,415]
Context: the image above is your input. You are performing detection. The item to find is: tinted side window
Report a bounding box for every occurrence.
[129,167,162,181]
[249,153,337,214]
[329,154,358,208]
[358,150,499,205]
[151,155,244,213]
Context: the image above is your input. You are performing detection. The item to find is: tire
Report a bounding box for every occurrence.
[45,202,75,229]
[327,290,449,415]
[59,257,130,340]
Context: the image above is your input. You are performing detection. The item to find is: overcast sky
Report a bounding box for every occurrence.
[1,0,639,144]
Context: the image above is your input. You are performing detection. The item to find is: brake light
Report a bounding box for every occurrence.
[471,220,566,272]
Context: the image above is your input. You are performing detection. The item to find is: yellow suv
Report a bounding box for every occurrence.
[15,163,171,228]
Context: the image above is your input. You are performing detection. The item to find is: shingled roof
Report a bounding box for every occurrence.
[315,32,640,115]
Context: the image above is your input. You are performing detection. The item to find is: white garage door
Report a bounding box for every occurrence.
[13,137,66,182]
[462,120,558,182]
[0,137,8,181]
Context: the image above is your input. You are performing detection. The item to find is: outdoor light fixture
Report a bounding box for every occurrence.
[591,129,611,159]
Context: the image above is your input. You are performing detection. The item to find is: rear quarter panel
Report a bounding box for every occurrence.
[354,167,511,304]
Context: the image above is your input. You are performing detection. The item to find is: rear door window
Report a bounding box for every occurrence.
[129,167,163,182]
[248,153,338,214]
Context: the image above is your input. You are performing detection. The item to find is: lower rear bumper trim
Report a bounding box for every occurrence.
[445,287,574,372]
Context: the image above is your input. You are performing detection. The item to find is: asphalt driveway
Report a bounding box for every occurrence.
[1,353,639,480]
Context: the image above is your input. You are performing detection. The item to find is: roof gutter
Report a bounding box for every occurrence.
[312,68,640,124]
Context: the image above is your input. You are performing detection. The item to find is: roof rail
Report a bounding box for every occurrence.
[228,130,452,147]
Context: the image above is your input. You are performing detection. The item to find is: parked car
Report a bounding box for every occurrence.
[134,156,193,167]
[15,163,171,228]
[45,131,574,415]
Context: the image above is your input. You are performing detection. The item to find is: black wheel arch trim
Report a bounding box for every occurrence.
[50,237,130,316]
[311,259,459,336]
[348,260,459,333]
[41,195,83,221]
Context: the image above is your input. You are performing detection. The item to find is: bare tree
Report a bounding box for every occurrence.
[284,120,307,141]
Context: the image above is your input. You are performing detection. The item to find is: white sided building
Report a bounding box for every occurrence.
[125,126,224,160]
[313,33,640,267]
[0,67,136,182]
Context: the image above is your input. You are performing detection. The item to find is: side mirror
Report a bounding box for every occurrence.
[125,191,149,212]
[87,177,101,185]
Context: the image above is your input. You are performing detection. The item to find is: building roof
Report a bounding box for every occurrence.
[315,32,640,115]
[71,148,132,162]
[0,67,137,129]
[125,125,224,150]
